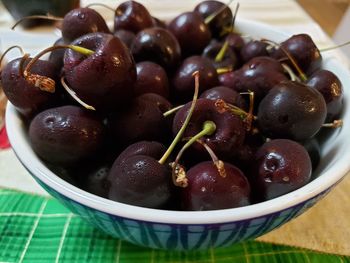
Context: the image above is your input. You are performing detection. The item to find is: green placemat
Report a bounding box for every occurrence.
[0,188,349,263]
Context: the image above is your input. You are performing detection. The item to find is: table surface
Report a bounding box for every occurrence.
[0,0,349,257]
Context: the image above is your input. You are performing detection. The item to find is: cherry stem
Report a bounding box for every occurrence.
[85,3,115,11]
[19,53,30,78]
[282,63,299,82]
[204,0,234,24]
[320,40,350,52]
[215,40,229,62]
[322,119,343,128]
[163,104,184,117]
[239,90,255,131]
[216,66,233,74]
[196,140,226,178]
[23,45,94,93]
[220,2,240,36]
[61,77,96,110]
[170,121,217,187]
[158,71,200,165]
[0,45,25,68]
[11,15,63,30]
[261,39,307,82]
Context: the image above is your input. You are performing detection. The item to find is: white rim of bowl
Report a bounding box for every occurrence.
[5,19,350,225]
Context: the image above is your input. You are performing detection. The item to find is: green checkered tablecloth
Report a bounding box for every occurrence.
[0,188,349,263]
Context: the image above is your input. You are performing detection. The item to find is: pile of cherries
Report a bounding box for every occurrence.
[0,0,344,211]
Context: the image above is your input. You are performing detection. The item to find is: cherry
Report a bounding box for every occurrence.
[219,56,287,102]
[114,141,166,165]
[29,105,105,166]
[303,138,320,171]
[272,34,322,75]
[1,56,60,118]
[109,96,169,146]
[199,86,247,110]
[132,27,181,72]
[168,12,211,56]
[250,139,312,201]
[152,17,167,28]
[226,32,245,54]
[137,93,172,113]
[134,62,169,98]
[64,33,136,112]
[114,29,136,49]
[114,1,154,34]
[257,80,327,141]
[194,0,233,39]
[202,40,238,70]
[62,8,110,42]
[240,40,269,63]
[181,161,250,210]
[48,38,67,72]
[172,56,219,102]
[307,69,343,122]
[173,98,246,158]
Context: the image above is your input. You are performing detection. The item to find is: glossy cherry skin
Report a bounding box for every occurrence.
[132,27,181,72]
[181,161,250,211]
[114,1,154,34]
[307,69,343,122]
[219,56,287,102]
[173,98,246,157]
[134,62,169,98]
[272,34,322,75]
[64,33,136,112]
[109,96,168,146]
[29,105,105,166]
[1,57,60,118]
[250,139,312,201]
[114,141,166,165]
[62,8,110,42]
[240,40,269,64]
[226,32,245,54]
[108,155,171,208]
[114,29,136,49]
[194,0,233,39]
[202,40,238,70]
[200,86,247,110]
[257,81,327,141]
[172,56,219,103]
[137,93,172,113]
[168,12,211,56]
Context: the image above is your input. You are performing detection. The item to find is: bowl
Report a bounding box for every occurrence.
[5,18,350,250]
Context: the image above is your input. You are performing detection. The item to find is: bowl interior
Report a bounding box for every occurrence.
[5,18,350,225]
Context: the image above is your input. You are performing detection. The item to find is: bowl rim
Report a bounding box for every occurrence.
[6,18,350,225]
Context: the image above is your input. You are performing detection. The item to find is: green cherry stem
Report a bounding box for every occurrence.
[320,40,350,52]
[23,45,94,93]
[216,66,233,74]
[215,40,229,62]
[158,71,200,165]
[163,104,184,117]
[85,3,115,11]
[204,0,234,24]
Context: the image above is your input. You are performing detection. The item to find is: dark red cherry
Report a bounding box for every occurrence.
[134,62,169,98]
[79,163,110,198]
[62,8,110,42]
[168,12,211,56]
[152,17,167,28]
[173,98,246,157]
[114,29,136,48]
[29,105,105,166]
[1,57,60,118]
[172,56,219,102]
[194,0,233,39]
[108,155,171,208]
[181,161,250,210]
[307,69,343,122]
[240,40,269,63]
[272,34,322,75]
[132,27,181,72]
[202,40,238,70]
[114,1,154,34]
[251,139,312,201]
[109,96,169,146]
[114,141,166,165]
[219,56,287,102]
[257,81,327,141]
[226,32,245,54]
[200,86,247,110]
[64,33,136,112]
[137,93,172,113]
[48,38,68,72]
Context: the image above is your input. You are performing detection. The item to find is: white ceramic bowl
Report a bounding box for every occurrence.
[6,19,350,250]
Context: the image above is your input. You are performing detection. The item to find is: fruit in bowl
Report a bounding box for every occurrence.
[3,1,350,250]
